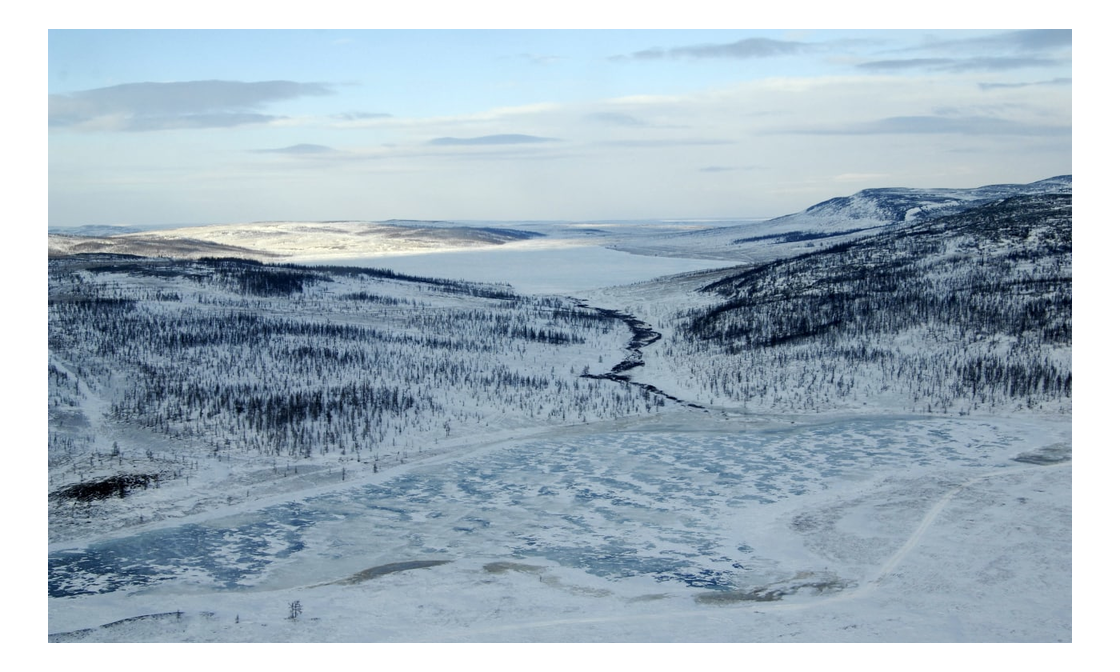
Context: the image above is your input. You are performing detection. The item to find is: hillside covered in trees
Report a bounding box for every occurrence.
[48,256,658,542]
[652,193,1071,415]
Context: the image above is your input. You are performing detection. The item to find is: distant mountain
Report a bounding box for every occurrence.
[47,233,278,261]
[789,175,1070,230]
[612,176,1072,262]
[48,220,545,261]
[48,225,145,237]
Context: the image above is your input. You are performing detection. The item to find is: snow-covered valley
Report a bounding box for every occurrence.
[47,178,1073,643]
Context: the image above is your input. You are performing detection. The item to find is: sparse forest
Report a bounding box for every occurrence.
[658,194,1072,414]
[47,256,659,540]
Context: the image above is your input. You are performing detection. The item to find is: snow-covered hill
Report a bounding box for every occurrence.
[640,193,1072,416]
[611,175,1072,262]
[48,220,543,262]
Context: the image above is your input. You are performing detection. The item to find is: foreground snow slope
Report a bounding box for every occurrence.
[49,410,1070,642]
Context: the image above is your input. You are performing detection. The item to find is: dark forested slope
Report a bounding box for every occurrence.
[665,193,1071,414]
[47,256,655,541]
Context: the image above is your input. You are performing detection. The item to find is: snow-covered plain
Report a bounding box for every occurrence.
[49,409,1070,642]
[47,205,1072,643]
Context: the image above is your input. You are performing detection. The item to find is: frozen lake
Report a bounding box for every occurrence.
[294,241,737,295]
[48,414,1066,602]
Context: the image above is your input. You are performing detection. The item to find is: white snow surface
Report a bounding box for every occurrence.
[47,226,1072,644]
[48,410,1070,643]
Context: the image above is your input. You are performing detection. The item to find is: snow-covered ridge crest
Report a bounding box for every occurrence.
[48,220,543,262]
[611,175,1072,263]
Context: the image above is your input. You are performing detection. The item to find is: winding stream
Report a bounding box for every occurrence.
[575,300,705,409]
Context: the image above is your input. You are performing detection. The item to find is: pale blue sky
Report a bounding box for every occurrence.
[47,28,1072,227]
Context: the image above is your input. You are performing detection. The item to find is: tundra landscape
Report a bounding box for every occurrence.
[48,177,1072,642]
[46,27,1075,648]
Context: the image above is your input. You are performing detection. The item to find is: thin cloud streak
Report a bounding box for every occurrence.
[254,144,338,154]
[979,77,1072,91]
[913,29,1072,54]
[614,37,812,61]
[429,134,559,146]
[785,115,1070,136]
[50,80,334,131]
[859,56,1066,73]
[600,138,735,148]
[332,112,392,120]
[585,112,646,127]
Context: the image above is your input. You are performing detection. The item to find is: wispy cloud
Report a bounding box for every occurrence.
[859,56,1065,73]
[601,138,734,148]
[856,58,956,71]
[914,29,1072,54]
[978,77,1072,91]
[858,30,1072,74]
[428,134,559,146]
[613,37,812,61]
[789,115,1070,136]
[518,53,565,65]
[585,112,646,127]
[254,144,338,154]
[332,111,392,121]
[49,80,334,132]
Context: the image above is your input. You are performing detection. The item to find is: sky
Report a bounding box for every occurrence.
[47,27,1072,227]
